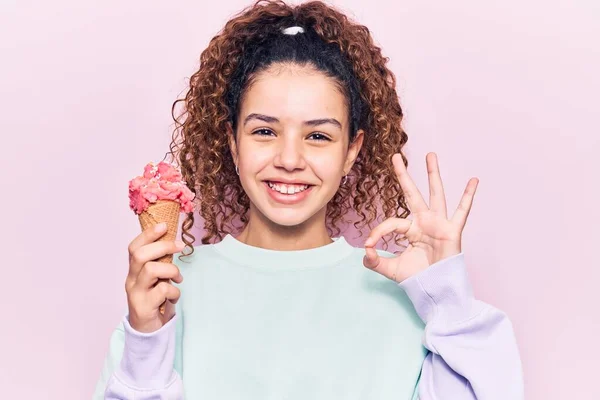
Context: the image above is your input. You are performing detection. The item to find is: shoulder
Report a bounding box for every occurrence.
[343,245,413,303]
[169,243,230,292]
[172,243,219,269]
[341,244,426,334]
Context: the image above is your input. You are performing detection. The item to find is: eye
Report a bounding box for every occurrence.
[308,132,331,141]
[252,128,275,137]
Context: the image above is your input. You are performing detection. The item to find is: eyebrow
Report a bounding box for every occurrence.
[243,113,342,130]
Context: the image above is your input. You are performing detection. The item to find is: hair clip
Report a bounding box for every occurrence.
[281,26,305,35]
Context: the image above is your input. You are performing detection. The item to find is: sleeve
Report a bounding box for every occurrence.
[397,253,524,400]
[92,311,184,400]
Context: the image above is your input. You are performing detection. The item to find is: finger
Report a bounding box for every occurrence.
[135,261,183,289]
[363,246,381,269]
[392,153,429,213]
[426,153,448,218]
[129,222,168,257]
[149,281,181,308]
[364,217,412,247]
[129,239,185,280]
[127,222,168,276]
[363,247,399,282]
[451,178,479,228]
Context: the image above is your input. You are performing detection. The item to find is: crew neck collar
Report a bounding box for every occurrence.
[212,234,355,270]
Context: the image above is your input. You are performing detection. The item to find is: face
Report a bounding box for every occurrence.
[228,63,364,229]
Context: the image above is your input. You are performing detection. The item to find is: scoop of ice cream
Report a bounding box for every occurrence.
[129,161,195,215]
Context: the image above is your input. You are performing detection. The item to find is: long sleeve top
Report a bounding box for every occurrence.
[93,234,524,399]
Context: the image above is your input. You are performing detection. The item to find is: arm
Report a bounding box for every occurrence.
[398,253,524,400]
[93,313,184,400]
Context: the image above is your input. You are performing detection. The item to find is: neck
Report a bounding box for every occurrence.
[235,204,333,251]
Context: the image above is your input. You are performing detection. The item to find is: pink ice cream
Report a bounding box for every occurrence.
[128,161,195,215]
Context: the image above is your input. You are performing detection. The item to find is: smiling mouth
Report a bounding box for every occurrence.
[265,181,313,195]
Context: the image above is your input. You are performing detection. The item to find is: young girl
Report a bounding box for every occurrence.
[94,1,523,398]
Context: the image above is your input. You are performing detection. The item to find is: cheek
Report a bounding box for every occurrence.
[237,140,270,172]
[309,149,346,182]
[240,150,272,174]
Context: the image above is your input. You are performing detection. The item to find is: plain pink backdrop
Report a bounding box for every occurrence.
[1,0,598,398]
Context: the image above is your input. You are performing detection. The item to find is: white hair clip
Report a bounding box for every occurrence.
[281,26,305,35]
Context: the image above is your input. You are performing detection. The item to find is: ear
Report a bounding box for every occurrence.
[226,122,238,165]
[343,129,365,175]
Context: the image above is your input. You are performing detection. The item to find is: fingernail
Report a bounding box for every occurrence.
[365,238,374,246]
[155,222,166,232]
[175,240,185,248]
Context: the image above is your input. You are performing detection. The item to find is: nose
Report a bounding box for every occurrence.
[273,135,306,171]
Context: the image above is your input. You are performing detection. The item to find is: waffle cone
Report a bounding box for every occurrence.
[138,199,181,263]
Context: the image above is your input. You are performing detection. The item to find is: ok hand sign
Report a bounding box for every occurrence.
[363,153,479,283]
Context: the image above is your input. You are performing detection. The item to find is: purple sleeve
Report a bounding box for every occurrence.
[103,313,183,399]
[397,253,524,400]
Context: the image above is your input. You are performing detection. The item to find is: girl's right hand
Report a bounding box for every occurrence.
[125,222,185,333]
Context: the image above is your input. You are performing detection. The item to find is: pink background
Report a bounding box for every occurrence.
[1,0,598,398]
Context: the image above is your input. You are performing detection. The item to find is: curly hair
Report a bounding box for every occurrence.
[166,0,411,261]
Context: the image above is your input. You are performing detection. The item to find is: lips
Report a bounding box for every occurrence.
[267,181,310,195]
[265,179,312,186]
[263,181,314,204]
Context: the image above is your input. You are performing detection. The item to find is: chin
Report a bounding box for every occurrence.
[261,207,317,228]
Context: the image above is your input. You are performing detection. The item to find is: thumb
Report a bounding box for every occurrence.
[363,247,380,269]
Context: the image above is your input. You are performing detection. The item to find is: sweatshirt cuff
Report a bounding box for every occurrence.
[397,253,478,324]
[116,312,178,389]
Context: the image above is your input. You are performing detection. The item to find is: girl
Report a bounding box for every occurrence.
[94,1,523,399]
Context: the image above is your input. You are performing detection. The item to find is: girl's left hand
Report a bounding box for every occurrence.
[363,152,479,283]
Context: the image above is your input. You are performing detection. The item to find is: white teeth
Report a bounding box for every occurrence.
[267,182,309,194]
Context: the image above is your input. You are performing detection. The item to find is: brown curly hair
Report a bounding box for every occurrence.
[165,0,411,261]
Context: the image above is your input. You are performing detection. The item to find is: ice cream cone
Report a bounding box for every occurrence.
[129,160,194,315]
[138,199,182,314]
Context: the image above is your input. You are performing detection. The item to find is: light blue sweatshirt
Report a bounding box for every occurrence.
[93,234,524,399]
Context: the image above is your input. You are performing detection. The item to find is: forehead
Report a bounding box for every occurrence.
[239,63,348,124]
